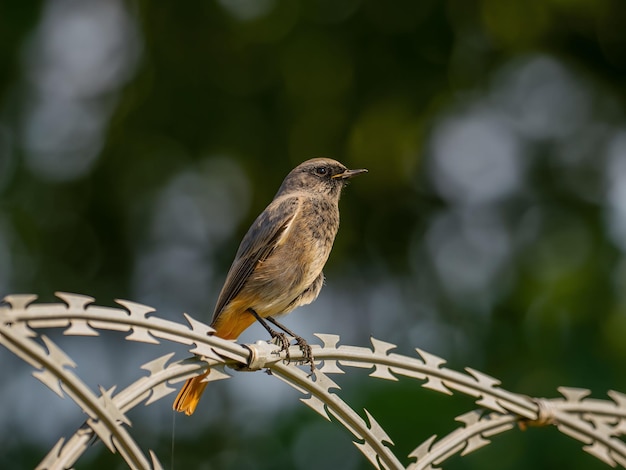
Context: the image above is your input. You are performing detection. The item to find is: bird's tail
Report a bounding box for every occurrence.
[173,369,210,415]
[173,309,254,415]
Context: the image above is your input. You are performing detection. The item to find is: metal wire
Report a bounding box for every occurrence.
[1,293,625,469]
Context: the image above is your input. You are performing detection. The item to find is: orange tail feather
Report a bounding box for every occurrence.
[173,308,256,415]
[173,369,210,416]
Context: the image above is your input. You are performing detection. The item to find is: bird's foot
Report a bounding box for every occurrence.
[259,314,315,374]
[269,329,292,362]
[294,335,315,376]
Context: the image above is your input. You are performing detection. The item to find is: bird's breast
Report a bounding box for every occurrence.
[292,197,339,266]
[246,197,339,316]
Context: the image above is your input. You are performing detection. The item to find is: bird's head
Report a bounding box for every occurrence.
[277,158,368,199]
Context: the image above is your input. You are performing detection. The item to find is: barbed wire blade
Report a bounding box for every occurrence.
[3,293,38,310]
[32,335,78,398]
[455,411,491,456]
[35,437,66,470]
[558,386,592,402]
[300,394,330,421]
[408,434,438,465]
[56,292,95,309]
[353,439,389,470]
[364,409,394,446]
[583,441,615,467]
[150,449,164,470]
[313,334,344,374]
[115,299,160,344]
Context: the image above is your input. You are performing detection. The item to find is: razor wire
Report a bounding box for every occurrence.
[1,293,625,469]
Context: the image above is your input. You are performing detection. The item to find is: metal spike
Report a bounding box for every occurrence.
[313,369,341,392]
[583,441,614,467]
[455,410,482,426]
[422,377,453,395]
[140,353,176,376]
[408,434,437,462]
[126,328,160,344]
[327,406,362,440]
[145,382,175,406]
[56,292,95,310]
[182,312,215,337]
[364,409,394,446]
[150,449,164,470]
[64,320,100,336]
[115,298,156,318]
[454,413,493,457]
[204,364,231,382]
[584,413,618,430]
[353,440,384,470]
[370,337,397,355]
[313,334,345,374]
[369,365,398,381]
[5,321,37,338]
[300,395,330,421]
[613,419,626,435]
[87,417,116,452]
[2,293,38,310]
[608,389,626,408]
[0,326,42,368]
[368,339,398,382]
[612,450,626,468]
[415,348,447,369]
[188,342,224,361]
[558,387,592,402]
[32,369,65,398]
[41,335,77,369]
[474,395,507,414]
[461,434,491,456]
[314,333,341,349]
[318,359,345,375]
[99,385,131,426]
[465,367,501,387]
[433,440,465,464]
[87,306,132,332]
[35,437,65,470]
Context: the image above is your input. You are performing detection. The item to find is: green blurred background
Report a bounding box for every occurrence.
[2,0,626,468]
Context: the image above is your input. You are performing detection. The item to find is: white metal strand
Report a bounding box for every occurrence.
[1,293,626,470]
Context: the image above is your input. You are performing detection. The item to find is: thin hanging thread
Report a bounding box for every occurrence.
[171,411,176,470]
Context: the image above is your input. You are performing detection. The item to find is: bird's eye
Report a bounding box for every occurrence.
[314,166,328,176]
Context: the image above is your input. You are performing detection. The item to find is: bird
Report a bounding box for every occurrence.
[173,157,367,415]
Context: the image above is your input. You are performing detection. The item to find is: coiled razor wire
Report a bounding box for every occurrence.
[1,293,625,469]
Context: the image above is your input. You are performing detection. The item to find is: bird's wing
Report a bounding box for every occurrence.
[212,195,301,321]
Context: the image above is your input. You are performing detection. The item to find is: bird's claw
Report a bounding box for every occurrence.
[269,331,315,374]
[294,336,315,375]
[270,330,292,362]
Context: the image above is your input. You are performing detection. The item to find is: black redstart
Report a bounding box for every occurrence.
[173,157,367,415]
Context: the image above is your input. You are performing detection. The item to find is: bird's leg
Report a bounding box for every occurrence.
[247,309,292,362]
[266,316,315,375]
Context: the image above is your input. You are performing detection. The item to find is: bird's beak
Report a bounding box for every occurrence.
[332,168,368,180]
